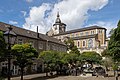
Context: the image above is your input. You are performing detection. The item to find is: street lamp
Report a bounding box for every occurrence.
[4,25,17,80]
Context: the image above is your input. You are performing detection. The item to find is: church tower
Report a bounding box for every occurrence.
[46,12,66,36]
[53,12,66,35]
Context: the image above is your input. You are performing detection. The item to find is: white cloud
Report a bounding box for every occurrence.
[86,21,117,37]
[21,11,27,17]
[9,20,18,25]
[23,0,109,34]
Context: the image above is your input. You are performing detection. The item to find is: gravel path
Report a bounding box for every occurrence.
[7,71,119,80]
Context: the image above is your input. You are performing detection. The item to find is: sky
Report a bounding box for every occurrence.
[0,0,120,36]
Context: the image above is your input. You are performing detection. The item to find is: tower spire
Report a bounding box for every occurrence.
[57,11,60,17]
[55,11,61,23]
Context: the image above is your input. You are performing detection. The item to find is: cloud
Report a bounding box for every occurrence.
[21,11,27,17]
[23,0,109,34]
[86,21,117,37]
[23,3,51,33]
[9,20,18,25]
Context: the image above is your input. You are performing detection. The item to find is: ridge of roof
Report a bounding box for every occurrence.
[0,22,65,45]
[53,25,106,36]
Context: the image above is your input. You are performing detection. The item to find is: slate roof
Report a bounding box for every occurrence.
[0,22,65,45]
[53,26,106,36]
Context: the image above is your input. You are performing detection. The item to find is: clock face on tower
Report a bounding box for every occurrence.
[88,39,93,48]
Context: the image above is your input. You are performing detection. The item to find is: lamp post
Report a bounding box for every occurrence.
[4,25,17,80]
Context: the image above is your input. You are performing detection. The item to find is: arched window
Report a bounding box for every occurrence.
[78,41,80,47]
[83,41,85,47]
[88,39,93,48]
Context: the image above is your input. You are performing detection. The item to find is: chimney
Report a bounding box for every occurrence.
[37,26,39,38]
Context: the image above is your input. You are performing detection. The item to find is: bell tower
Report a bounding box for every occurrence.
[53,12,66,35]
[46,12,66,36]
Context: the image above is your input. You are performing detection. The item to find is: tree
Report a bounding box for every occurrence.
[0,31,6,62]
[102,57,113,71]
[79,51,102,65]
[39,51,61,75]
[12,43,38,80]
[107,20,120,79]
[101,49,114,73]
[64,38,80,55]
[62,53,78,64]
[64,38,74,50]
[108,20,120,62]
[0,31,6,80]
[109,28,115,36]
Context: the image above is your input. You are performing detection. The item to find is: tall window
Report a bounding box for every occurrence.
[71,34,74,37]
[86,32,89,35]
[39,42,43,49]
[98,30,102,33]
[88,39,93,48]
[29,41,34,47]
[83,41,85,47]
[18,39,23,44]
[76,33,78,37]
[78,41,80,47]
[80,32,83,36]
[91,31,94,34]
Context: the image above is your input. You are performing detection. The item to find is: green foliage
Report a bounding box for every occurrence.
[112,63,118,71]
[39,50,79,71]
[109,28,115,36]
[79,51,102,64]
[101,49,110,57]
[102,57,113,70]
[62,53,78,64]
[108,20,120,62]
[12,43,38,68]
[39,51,64,70]
[0,76,4,80]
[0,31,6,62]
[65,38,80,55]
[69,46,80,55]
[64,38,74,50]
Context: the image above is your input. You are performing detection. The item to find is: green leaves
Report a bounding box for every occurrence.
[12,43,38,68]
[0,31,6,62]
[79,51,102,64]
[65,38,80,55]
[108,20,120,62]
[62,53,78,64]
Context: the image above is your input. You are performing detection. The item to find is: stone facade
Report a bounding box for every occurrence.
[0,22,67,75]
[47,13,108,54]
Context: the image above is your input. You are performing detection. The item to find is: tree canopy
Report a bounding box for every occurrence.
[64,38,80,55]
[79,51,102,64]
[108,20,120,62]
[12,43,38,67]
[12,43,38,80]
[0,31,6,62]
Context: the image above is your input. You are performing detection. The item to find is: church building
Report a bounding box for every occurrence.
[46,12,108,54]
